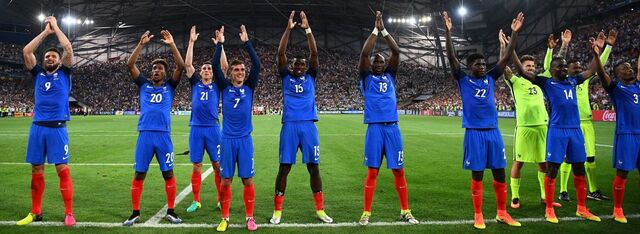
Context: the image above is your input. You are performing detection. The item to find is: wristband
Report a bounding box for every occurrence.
[372,28,379,36]
[381,29,389,37]
[305,28,312,34]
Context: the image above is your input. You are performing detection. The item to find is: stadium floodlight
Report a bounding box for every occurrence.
[401,18,406,23]
[426,16,432,22]
[37,13,45,22]
[458,6,468,17]
[90,20,94,24]
[75,19,82,25]
[408,17,416,25]
[62,16,71,25]
[388,18,393,23]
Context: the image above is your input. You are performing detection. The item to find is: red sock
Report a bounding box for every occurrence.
[220,184,232,218]
[364,168,379,212]
[191,171,202,202]
[31,173,45,215]
[544,176,556,208]
[574,175,587,207]
[165,177,176,209]
[471,179,483,214]
[57,167,73,215]
[313,192,324,211]
[243,184,255,217]
[131,178,145,211]
[274,194,284,211]
[392,169,409,210]
[214,170,222,203]
[613,176,626,209]
[493,180,507,212]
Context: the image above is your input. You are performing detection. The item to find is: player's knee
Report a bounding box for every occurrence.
[491,169,506,183]
[616,170,629,179]
[586,156,596,163]
[31,164,45,174]
[134,172,147,180]
[471,171,484,181]
[192,163,203,172]
[512,161,524,170]
[221,178,233,186]
[538,163,547,173]
[306,164,319,176]
[546,163,560,178]
[162,170,174,180]
[367,167,379,179]
[241,178,253,186]
[279,164,292,175]
[391,168,405,177]
[572,164,586,176]
[212,162,221,171]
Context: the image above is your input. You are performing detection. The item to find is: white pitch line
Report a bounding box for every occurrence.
[144,166,214,225]
[0,214,637,228]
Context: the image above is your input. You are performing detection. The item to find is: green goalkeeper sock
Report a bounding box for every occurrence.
[585,160,598,192]
[559,162,572,193]
[538,171,546,199]
[510,177,521,199]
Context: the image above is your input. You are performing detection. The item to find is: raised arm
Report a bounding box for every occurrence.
[277,11,296,71]
[376,12,400,72]
[495,12,524,72]
[600,29,616,65]
[358,12,379,73]
[212,26,226,85]
[240,25,260,88]
[300,11,318,70]
[185,26,198,78]
[543,34,558,73]
[23,23,54,70]
[160,30,184,82]
[127,31,153,79]
[580,38,600,79]
[558,29,571,58]
[221,45,229,74]
[442,11,460,78]
[498,29,506,59]
[593,42,612,88]
[46,17,73,67]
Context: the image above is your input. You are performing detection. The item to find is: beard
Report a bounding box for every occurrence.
[44,63,59,72]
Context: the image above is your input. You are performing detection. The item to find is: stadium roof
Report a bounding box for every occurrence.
[1,0,598,68]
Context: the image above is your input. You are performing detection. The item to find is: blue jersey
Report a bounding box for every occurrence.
[189,73,220,126]
[360,67,399,123]
[213,41,261,138]
[605,80,640,134]
[280,67,318,122]
[532,75,585,128]
[135,74,178,132]
[30,65,71,122]
[455,67,502,129]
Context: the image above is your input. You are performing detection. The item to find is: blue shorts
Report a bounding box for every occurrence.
[613,134,640,171]
[279,121,320,165]
[26,124,70,165]
[364,123,404,169]
[189,125,221,163]
[545,128,586,164]
[463,128,506,171]
[134,131,174,173]
[220,135,254,179]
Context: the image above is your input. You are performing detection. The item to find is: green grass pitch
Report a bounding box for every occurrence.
[0,115,638,233]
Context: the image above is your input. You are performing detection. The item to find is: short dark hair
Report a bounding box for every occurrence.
[550,56,565,67]
[230,59,244,67]
[151,59,169,71]
[567,59,581,65]
[202,61,212,65]
[293,54,306,60]
[520,55,535,63]
[466,53,484,66]
[44,47,61,56]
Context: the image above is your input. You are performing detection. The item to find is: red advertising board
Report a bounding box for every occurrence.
[592,110,616,122]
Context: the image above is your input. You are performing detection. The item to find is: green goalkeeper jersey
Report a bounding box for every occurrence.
[577,45,612,121]
[506,75,548,127]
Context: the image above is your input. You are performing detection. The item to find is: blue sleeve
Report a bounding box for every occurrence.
[306,67,317,79]
[488,66,503,80]
[453,67,466,80]
[279,67,290,79]
[59,65,72,76]
[359,70,370,80]
[532,75,547,88]
[245,41,261,90]
[29,65,42,80]
[384,66,397,78]
[167,78,179,89]
[604,80,617,94]
[188,73,199,86]
[134,74,148,87]
[213,44,230,90]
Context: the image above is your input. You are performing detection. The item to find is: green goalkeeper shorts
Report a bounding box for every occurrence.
[581,120,596,157]
[513,125,547,163]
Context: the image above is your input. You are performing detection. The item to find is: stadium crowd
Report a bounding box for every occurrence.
[1,6,639,116]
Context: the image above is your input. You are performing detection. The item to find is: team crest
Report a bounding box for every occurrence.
[240,88,245,95]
